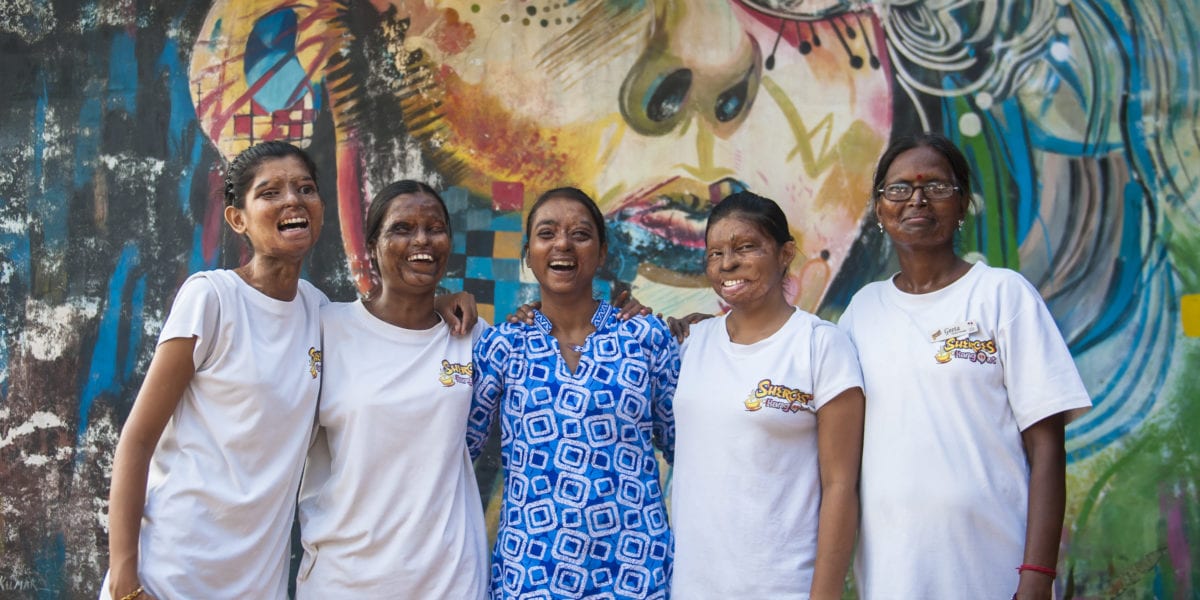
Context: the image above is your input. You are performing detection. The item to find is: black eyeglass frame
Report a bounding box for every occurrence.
[876,182,962,202]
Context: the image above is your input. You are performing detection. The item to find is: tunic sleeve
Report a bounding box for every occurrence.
[468,324,509,461]
[645,317,680,464]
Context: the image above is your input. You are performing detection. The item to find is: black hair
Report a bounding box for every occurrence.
[524,186,607,247]
[223,141,319,208]
[364,180,451,267]
[705,190,794,246]
[870,132,971,202]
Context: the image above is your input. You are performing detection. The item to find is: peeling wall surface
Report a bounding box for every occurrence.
[1,1,1198,598]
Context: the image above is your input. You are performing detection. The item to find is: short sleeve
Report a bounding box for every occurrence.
[810,322,864,411]
[998,278,1092,430]
[159,275,221,370]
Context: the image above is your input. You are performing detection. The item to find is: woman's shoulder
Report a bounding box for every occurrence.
[480,319,528,343]
[619,312,674,340]
[318,299,359,321]
[296,278,331,304]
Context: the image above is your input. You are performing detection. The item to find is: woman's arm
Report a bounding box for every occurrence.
[467,328,506,460]
[106,337,197,600]
[1013,413,1066,600]
[809,386,865,600]
[646,319,680,463]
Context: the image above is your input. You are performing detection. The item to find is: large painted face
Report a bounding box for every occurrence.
[190,0,893,312]
[388,0,893,314]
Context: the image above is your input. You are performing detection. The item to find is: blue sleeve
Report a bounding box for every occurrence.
[645,316,680,464]
[468,325,508,461]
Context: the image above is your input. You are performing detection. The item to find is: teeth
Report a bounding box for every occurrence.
[408,253,434,262]
[549,260,576,268]
[279,217,307,227]
[722,279,746,288]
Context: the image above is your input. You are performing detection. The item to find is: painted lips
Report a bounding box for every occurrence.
[607,176,748,284]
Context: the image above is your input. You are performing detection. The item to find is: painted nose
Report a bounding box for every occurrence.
[619,1,761,138]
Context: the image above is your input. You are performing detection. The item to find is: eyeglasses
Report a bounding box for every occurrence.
[877,181,960,202]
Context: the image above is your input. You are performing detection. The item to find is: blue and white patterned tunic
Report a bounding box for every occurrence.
[468,301,680,600]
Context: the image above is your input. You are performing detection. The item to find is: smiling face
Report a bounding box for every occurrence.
[224,155,323,261]
[705,212,795,310]
[383,0,892,313]
[370,192,452,296]
[525,196,607,299]
[874,145,969,252]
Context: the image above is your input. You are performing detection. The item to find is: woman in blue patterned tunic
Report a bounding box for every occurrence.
[468,187,680,600]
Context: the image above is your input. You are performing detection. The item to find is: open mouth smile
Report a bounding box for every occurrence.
[278,217,309,231]
[548,259,578,272]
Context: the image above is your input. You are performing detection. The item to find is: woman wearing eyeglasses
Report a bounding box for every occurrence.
[839,133,1091,600]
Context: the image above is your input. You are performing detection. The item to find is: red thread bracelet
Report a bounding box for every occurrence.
[1016,563,1057,578]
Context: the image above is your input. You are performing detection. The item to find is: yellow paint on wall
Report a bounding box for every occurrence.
[493,231,524,259]
[1183,294,1200,337]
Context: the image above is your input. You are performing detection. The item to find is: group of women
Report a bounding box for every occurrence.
[104,132,1090,600]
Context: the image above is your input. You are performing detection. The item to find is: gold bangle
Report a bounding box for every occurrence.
[119,585,144,600]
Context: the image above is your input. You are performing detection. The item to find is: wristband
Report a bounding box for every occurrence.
[1016,563,1057,578]
[119,585,145,600]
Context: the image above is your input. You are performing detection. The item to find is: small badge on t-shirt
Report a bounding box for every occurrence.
[743,379,815,414]
[438,360,473,387]
[307,347,322,379]
[929,320,978,343]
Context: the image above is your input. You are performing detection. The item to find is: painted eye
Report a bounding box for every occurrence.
[715,67,753,123]
[645,69,693,123]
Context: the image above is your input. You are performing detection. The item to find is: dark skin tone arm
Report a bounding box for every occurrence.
[809,387,865,600]
[1013,412,1067,600]
[107,338,197,600]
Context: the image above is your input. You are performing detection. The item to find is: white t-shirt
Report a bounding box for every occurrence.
[670,309,864,599]
[840,262,1091,599]
[295,301,489,600]
[138,269,325,599]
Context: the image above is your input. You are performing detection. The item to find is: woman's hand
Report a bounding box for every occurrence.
[108,579,158,600]
[610,290,651,320]
[434,291,478,335]
[663,312,713,343]
[507,301,542,324]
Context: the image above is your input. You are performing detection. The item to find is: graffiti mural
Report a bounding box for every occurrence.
[0,0,1196,597]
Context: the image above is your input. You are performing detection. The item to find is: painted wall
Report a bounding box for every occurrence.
[1,0,1197,597]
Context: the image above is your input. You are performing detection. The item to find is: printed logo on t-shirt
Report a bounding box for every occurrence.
[934,337,998,365]
[307,347,322,379]
[743,379,814,414]
[438,360,473,387]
